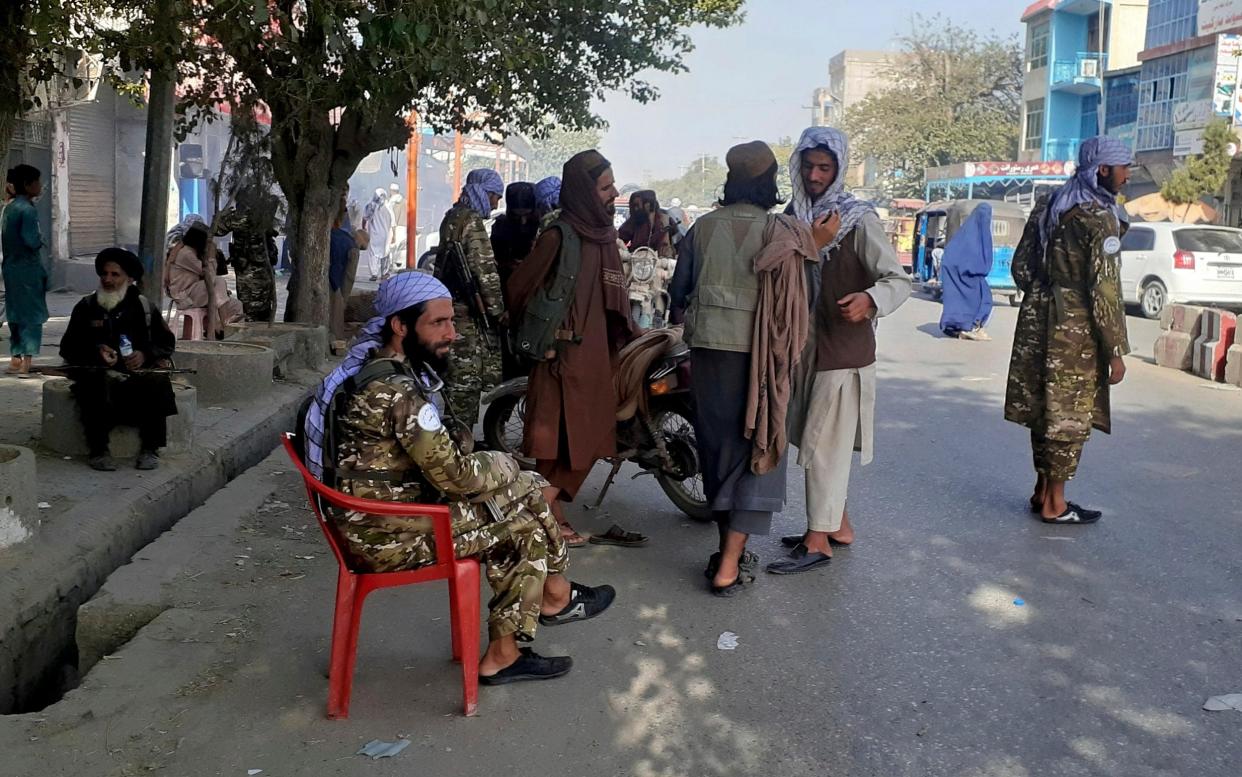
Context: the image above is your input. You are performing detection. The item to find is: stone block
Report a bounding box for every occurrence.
[345,290,376,323]
[1192,309,1238,382]
[171,341,274,405]
[224,322,328,373]
[1167,304,1207,336]
[41,379,197,457]
[1225,344,1242,387]
[0,446,38,548]
[1154,331,1195,371]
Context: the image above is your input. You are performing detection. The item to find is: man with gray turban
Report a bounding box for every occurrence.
[306,271,615,685]
[1005,136,1132,525]
[771,127,911,576]
[437,168,506,431]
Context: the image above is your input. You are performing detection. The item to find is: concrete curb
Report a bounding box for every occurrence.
[0,378,313,713]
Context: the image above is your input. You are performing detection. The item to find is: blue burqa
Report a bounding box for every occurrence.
[939,203,994,335]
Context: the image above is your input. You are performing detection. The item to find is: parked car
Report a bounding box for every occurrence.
[1119,222,1242,318]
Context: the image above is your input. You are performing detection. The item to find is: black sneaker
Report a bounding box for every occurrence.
[479,648,572,685]
[1042,504,1101,524]
[135,451,160,471]
[538,582,616,627]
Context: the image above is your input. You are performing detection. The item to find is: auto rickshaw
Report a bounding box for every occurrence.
[913,199,1026,307]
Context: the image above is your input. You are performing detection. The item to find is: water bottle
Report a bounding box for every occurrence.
[119,335,133,359]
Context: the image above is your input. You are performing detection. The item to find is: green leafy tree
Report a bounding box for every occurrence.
[648,154,726,209]
[169,0,744,322]
[842,15,1023,199]
[527,127,603,181]
[1161,119,1235,222]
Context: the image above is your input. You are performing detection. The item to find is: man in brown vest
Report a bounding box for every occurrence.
[769,127,911,575]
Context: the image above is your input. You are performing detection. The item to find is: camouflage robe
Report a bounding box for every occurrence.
[438,205,504,428]
[217,210,277,322]
[1004,200,1131,445]
[333,356,568,640]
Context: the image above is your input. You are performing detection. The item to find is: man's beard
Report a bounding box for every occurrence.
[632,209,649,225]
[403,335,451,377]
[604,200,616,216]
[96,287,126,311]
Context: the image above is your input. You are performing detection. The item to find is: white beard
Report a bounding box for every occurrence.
[96,288,126,311]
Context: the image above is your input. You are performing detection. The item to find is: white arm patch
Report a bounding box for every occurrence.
[417,403,443,432]
[1103,236,1121,255]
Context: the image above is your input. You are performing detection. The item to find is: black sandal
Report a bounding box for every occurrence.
[588,524,649,547]
[704,549,759,579]
[710,571,756,597]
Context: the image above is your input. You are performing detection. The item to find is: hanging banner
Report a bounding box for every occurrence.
[1215,34,1242,115]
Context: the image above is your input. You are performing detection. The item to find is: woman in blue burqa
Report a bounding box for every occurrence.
[939,202,994,340]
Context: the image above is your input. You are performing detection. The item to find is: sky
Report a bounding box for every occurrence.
[594,0,1025,185]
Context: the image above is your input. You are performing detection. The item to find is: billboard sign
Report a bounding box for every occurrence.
[1200,0,1242,36]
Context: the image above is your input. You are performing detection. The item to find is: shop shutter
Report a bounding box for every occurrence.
[68,88,117,257]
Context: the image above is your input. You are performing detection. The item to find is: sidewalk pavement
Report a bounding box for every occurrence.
[0,281,326,714]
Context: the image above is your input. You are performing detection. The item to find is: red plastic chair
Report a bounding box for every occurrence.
[280,433,480,718]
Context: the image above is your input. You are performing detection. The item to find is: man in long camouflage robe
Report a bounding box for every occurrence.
[437,169,506,430]
[217,208,277,322]
[305,272,614,684]
[1005,136,1132,524]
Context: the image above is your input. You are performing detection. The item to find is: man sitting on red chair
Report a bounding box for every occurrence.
[304,271,614,685]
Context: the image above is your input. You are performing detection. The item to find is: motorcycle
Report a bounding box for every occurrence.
[480,339,711,521]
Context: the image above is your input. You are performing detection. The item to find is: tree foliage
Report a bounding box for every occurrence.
[842,15,1023,199]
[527,127,603,181]
[1161,119,1235,220]
[14,0,745,321]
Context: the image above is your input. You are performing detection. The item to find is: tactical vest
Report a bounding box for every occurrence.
[682,204,770,353]
[513,219,583,361]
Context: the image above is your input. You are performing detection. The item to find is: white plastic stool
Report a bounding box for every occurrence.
[171,305,207,341]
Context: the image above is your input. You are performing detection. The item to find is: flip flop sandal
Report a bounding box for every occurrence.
[1041,505,1101,524]
[703,549,759,579]
[558,523,589,548]
[588,524,649,547]
[710,570,756,598]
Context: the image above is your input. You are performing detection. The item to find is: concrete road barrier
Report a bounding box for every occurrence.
[173,341,274,405]
[1192,310,1237,382]
[0,445,37,548]
[1225,344,1242,387]
[1159,304,1207,335]
[41,379,197,457]
[1154,331,1196,371]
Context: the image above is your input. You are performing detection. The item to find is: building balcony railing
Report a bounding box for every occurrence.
[1051,52,1107,94]
[1044,137,1081,162]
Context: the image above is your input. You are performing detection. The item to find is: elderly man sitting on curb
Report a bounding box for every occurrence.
[304,272,615,684]
[59,248,178,471]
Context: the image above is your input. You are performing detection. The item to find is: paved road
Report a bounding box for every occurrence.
[6,293,1239,777]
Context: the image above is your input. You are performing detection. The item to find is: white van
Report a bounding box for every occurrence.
[1119,222,1242,318]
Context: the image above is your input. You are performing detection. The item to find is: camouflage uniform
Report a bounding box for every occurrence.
[1004,198,1130,481]
[217,209,277,322]
[333,355,567,640]
[439,205,504,428]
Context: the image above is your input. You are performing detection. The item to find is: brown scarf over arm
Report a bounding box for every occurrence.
[746,214,818,474]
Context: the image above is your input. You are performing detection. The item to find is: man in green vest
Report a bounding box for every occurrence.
[669,141,838,595]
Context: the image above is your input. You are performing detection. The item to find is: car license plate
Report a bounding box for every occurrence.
[1218,266,1236,280]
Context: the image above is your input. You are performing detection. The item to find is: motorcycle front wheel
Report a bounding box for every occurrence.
[651,406,712,522]
[482,393,534,468]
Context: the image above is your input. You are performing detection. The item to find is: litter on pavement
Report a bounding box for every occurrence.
[717,631,739,650]
[357,739,411,759]
[1203,694,1242,712]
